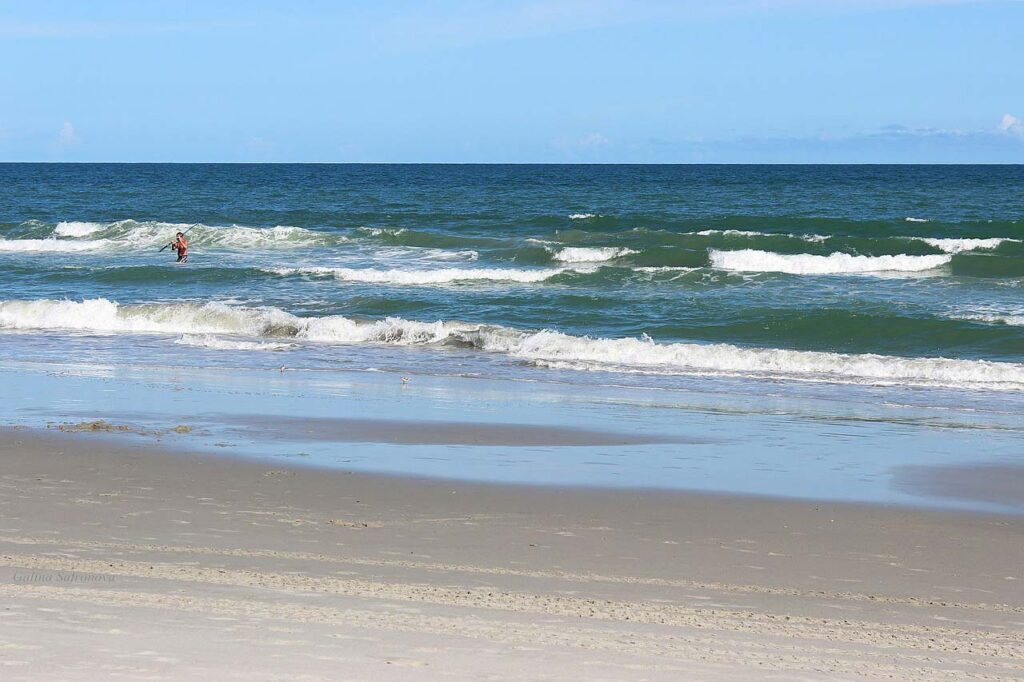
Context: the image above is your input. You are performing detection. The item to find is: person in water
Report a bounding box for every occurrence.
[169,232,188,263]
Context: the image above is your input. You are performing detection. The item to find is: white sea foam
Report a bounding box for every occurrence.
[3,220,333,253]
[0,299,296,335]
[918,237,1009,253]
[508,331,1024,390]
[551,247,635,263]
[175,334,295,351]
[905,217,929,223]
[428,249,479,261]
[357,227,407,237]
[949,305,1024,327]
[709,249,951,275]
[0,238,105,252]
[634,266,699,273]
[694,229,764,237]
[955,313,1024,326]
[568,213,598,220]
[269,266,582,285]
[54,221,105,237]
[692,229,829,242]
[4,297,1024,391]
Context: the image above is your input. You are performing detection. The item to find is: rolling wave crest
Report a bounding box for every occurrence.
[3,298,1024,391]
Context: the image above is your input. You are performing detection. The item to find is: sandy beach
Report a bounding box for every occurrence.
[0,428,1021,680]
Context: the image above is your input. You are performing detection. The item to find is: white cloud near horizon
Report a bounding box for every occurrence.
[545,114,1024,162]
[999,113,1023,137]
[56,122,79,149]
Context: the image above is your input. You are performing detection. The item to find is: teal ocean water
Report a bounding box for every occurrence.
[2,163,1023,391]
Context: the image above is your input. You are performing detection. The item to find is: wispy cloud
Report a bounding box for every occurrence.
[999,113,1024,137]
[553,131,612,159]
[554,115,1024,162]
[55,121,79,150]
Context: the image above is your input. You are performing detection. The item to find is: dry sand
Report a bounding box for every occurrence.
[0,428,1021,680]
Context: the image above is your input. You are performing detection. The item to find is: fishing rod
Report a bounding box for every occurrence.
[158,224,199,253]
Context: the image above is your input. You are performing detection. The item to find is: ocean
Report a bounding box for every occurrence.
[2,163,1023,510]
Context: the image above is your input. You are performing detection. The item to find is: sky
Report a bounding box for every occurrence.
[1,0,1022,163]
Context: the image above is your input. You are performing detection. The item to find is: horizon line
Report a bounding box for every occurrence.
[1,161,1023,166]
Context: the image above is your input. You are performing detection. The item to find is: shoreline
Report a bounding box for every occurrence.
[0,429,1021,679]
[5,360,1024,515]
[32,419,1024,517]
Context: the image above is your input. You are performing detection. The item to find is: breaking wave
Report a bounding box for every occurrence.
[918,237,1011,253]
[709,249,952,275]
[1,220,335,252]
[54,221,106,237]
[551,247,635,263]
[3,298,1024,391]
[692,229,828,243]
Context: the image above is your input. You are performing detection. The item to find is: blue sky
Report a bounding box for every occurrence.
[1,0,1022,162]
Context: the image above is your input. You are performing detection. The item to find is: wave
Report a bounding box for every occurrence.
[709,249,951,275]
[568,213,598,220]
[949,305,1024,327]
[955,314,1024,327]
[54,221,105,237]
[551,247,635,263]
[692,229,828,243]
[3,298,1024,391]
[356,227,406,237]
[905,217,929,223]
[918,237,1010,253]
[269,265,585,285]
[2,220,336,253]
[513,332,1024,390]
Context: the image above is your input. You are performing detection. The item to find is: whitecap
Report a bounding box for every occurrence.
[918,237,1010,253]
[709,249,951,275]
[54,221,106,237]
[551,247,635,263]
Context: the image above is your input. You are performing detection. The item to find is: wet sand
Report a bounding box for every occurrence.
[216,413,703,446]
[0,429,1022,680]
[894,462,1024,509]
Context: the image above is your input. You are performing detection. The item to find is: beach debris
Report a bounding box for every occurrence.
[56,420,132,433]
[327,519,377,528]
[401,376,410,384]
[172,425,193,433]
